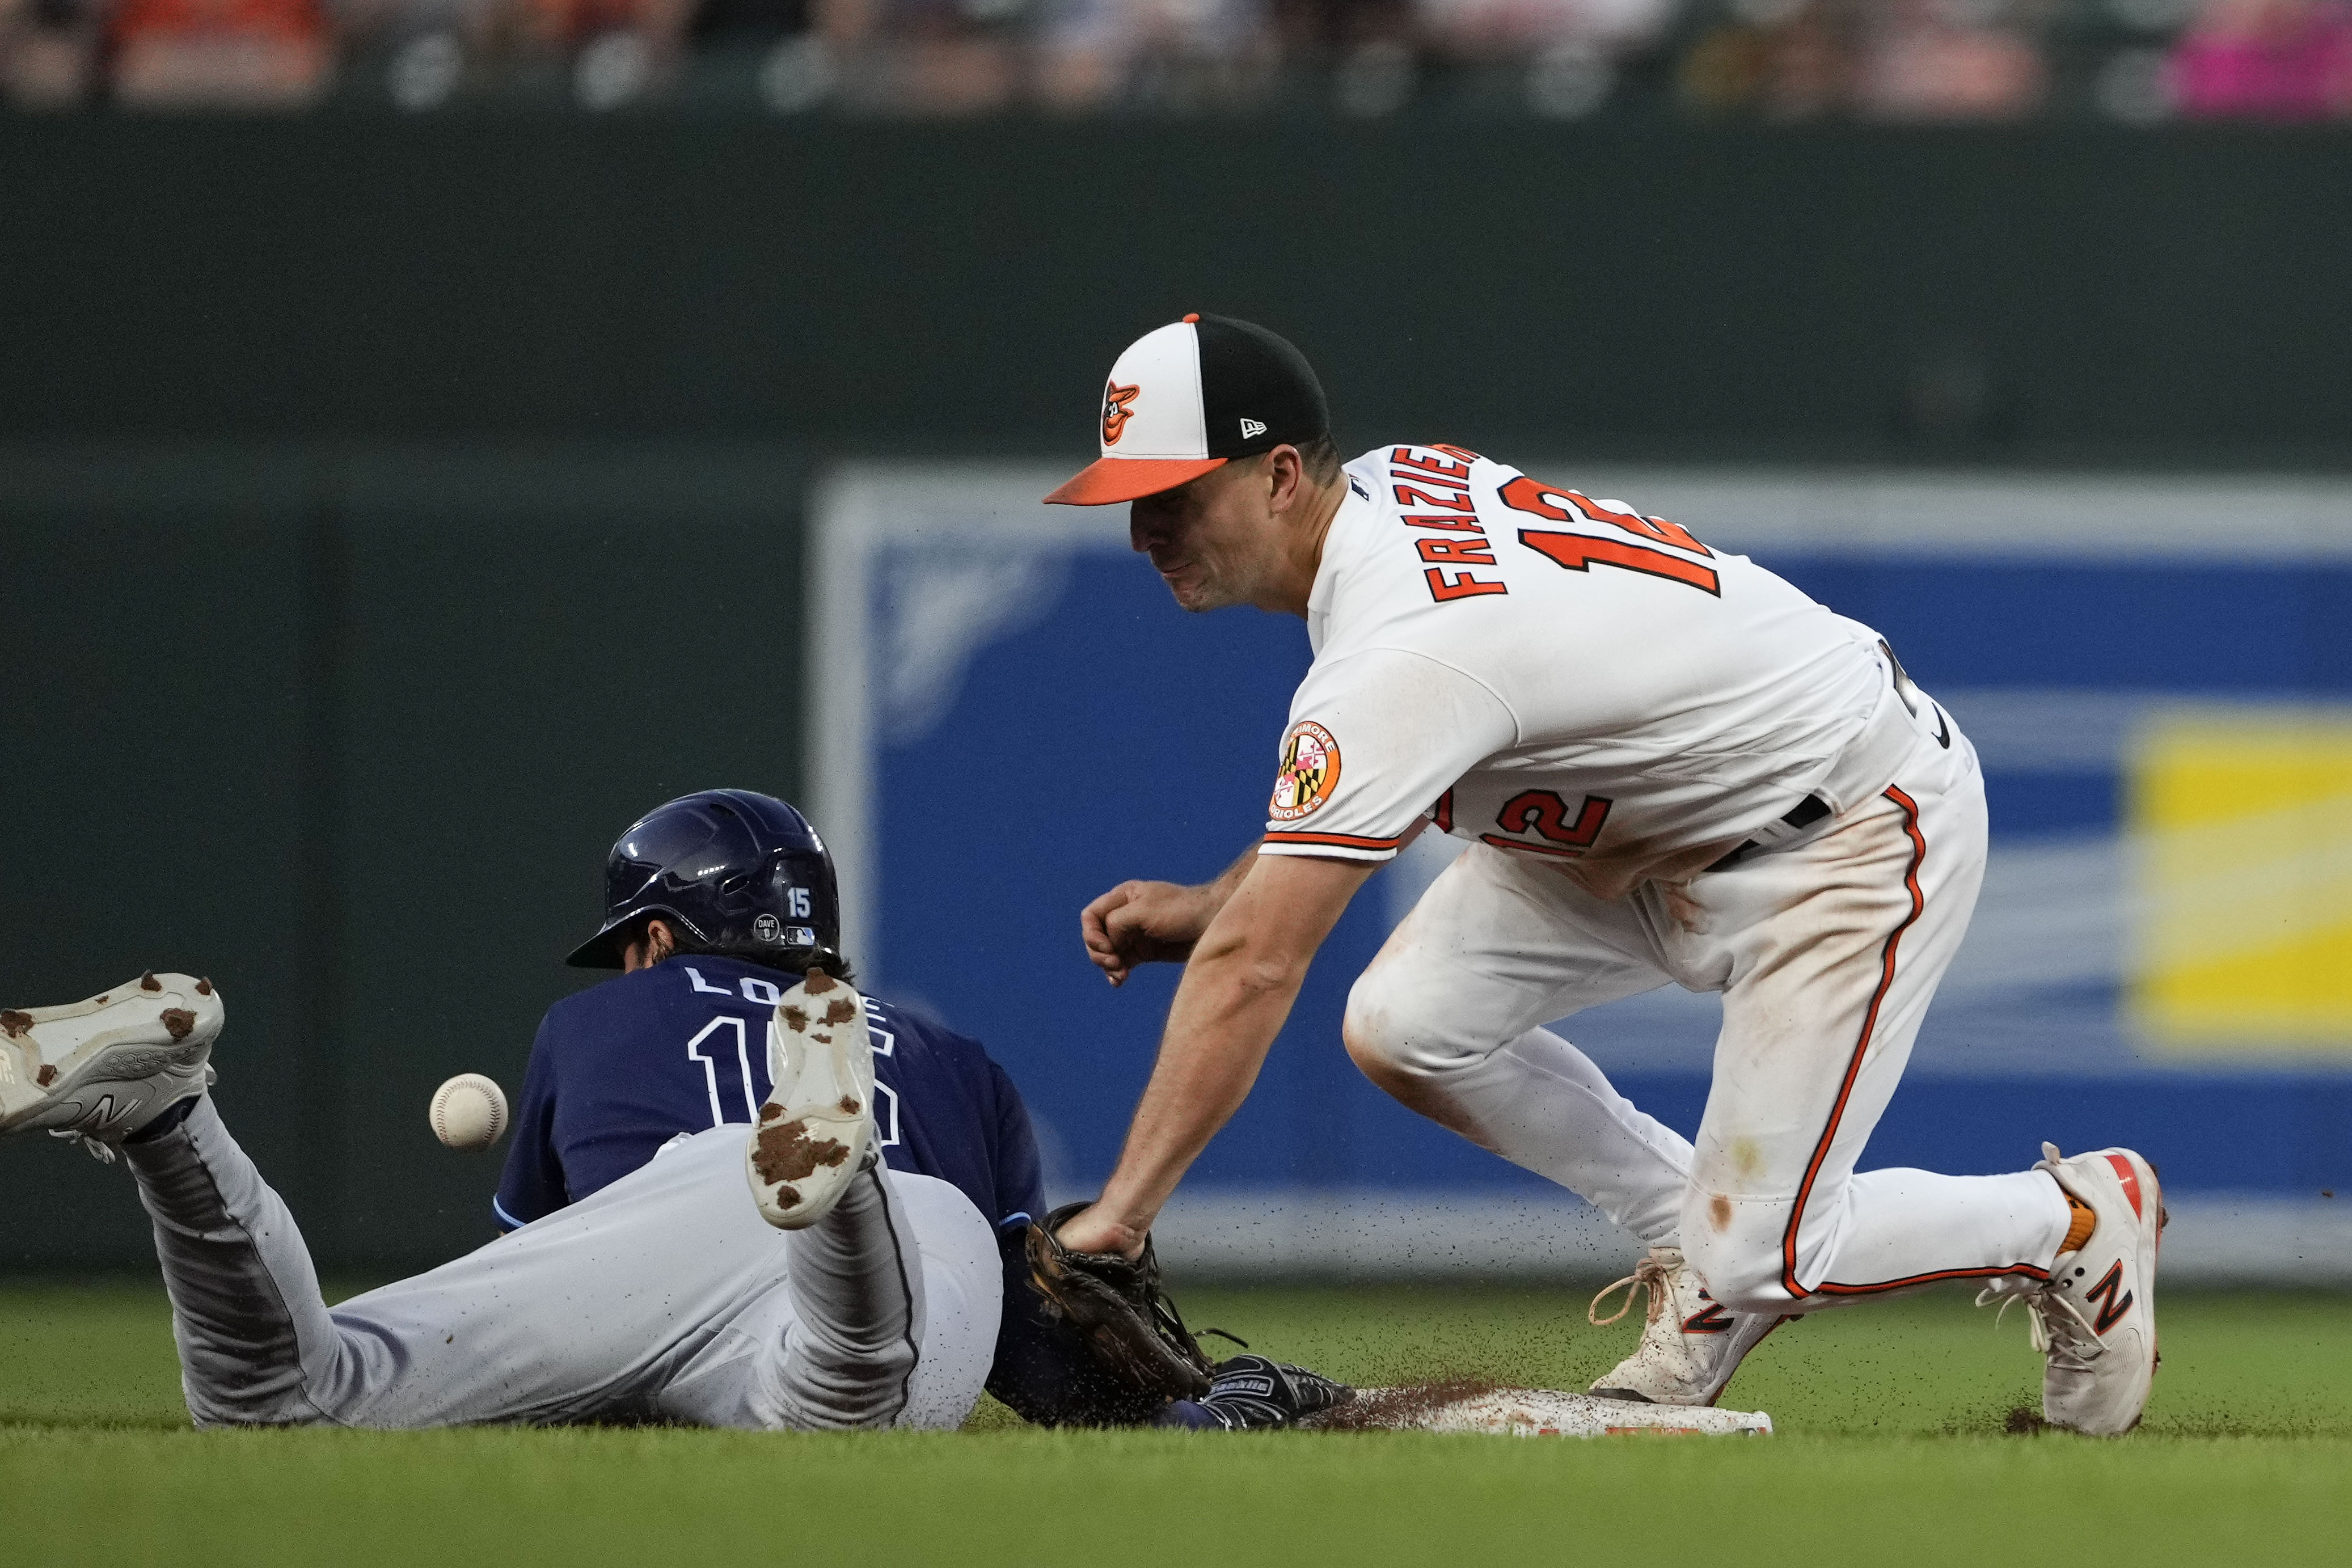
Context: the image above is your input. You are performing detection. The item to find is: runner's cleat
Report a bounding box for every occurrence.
[1586,1245,1793,1407]
[745,968,877,1230]
[0,973,223,1160]
[1977,1142,2164,1436]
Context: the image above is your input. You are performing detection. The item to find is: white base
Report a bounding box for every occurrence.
[1320,1387,1772,1438]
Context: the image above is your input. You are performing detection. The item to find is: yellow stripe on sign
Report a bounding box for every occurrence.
[2127,709,2352,1056]
[2138,921,2352,1043]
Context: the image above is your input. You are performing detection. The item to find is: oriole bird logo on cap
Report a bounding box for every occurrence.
[1101,383,1141,446]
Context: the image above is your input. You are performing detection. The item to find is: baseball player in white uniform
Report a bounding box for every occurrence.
[1048,314,2165,1435]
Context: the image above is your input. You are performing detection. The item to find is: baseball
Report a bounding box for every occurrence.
[429,1073,509,1151]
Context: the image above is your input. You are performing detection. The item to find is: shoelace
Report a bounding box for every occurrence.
[1589,1253,1674,1328]
[1975,1277,2104,1367]
[47,1129,119,1165]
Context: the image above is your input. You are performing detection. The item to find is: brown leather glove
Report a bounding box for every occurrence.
[1025,1200,1216,1402]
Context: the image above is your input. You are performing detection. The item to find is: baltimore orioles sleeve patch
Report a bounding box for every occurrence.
[1269,721,1341,822]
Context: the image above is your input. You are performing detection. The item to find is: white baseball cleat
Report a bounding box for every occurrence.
[745,968,877,1230]
[1978,1142,2164,1436]
[1585,1245,1794,1407]
[0,973,223,1159]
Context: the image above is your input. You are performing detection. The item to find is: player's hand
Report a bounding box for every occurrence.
[1050,1202,1148,1259]
[1080,879,1218,987]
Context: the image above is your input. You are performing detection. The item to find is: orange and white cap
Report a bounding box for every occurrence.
[1044,313,1331,506]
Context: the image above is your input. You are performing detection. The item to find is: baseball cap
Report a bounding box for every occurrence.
[1044,314,1331,506]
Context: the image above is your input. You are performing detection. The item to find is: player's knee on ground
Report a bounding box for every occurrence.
[782,1332,921,1430]
[180,1339,370,1429]
[183,1386,320,1428]
[1679,1190,1802,1316]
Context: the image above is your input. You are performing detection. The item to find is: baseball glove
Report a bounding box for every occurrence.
[1026,1201,1217,1402]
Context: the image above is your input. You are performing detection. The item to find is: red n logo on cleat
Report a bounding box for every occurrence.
[1682,1297,1734,1335]
[2084,1262,2134,1334]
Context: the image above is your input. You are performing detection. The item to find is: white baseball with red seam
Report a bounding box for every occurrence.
[430,1073,509,1150]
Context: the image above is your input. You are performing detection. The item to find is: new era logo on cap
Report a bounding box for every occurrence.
[1045,314,1331,506]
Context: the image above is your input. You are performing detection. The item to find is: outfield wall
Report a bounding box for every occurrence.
[5,122,2352,469]
[0,444,809,1269]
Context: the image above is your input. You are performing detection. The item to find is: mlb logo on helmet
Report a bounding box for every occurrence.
[1045,313,1331,506]
[753,912,818,947]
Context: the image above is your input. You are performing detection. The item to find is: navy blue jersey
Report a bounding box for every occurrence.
[492,954,1153,1427]
[496,954,1040,1239]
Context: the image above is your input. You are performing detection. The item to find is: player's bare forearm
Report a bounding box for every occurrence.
[1062,853,1375,1254]
[1080,839,1264,987]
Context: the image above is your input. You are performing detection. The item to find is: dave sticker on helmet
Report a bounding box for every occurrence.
[1269,721,1341,821]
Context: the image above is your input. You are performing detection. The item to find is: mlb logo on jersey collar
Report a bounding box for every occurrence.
[1045,314,1330,506]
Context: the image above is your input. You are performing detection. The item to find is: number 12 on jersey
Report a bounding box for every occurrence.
[1499,476,1721,597]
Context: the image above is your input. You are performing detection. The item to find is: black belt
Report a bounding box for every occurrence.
[1704,793,1831,874]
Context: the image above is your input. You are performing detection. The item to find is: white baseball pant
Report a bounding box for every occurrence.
[122,1097,1000,1428]
[1344,707,2071,1313]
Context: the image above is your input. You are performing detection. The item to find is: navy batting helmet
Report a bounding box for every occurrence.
[565,789,843,973]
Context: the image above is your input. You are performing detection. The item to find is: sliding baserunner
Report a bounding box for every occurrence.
[0,790,1342,1434]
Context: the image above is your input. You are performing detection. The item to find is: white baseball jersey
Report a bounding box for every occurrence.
[1259,443,1906,899]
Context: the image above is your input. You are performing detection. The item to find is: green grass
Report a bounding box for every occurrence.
[5,1279,2350,1566]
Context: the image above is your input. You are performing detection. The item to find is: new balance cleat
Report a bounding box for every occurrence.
[1586,1246,1793,1407]
[1978,1142,2164,1436]
[0,973,223,1159]
[745,969,876,1230]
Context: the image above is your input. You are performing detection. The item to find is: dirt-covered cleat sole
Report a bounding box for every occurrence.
[0,973,223,1147]
[745,968,876,1231]
[1585,1245,1795,1408]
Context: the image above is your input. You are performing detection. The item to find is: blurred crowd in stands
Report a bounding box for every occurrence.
[4,0,2349,117]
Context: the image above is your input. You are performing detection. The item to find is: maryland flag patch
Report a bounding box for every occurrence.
[1270,721,1341,822]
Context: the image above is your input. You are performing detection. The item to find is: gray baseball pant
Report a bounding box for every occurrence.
[120,1097,1000,1430]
